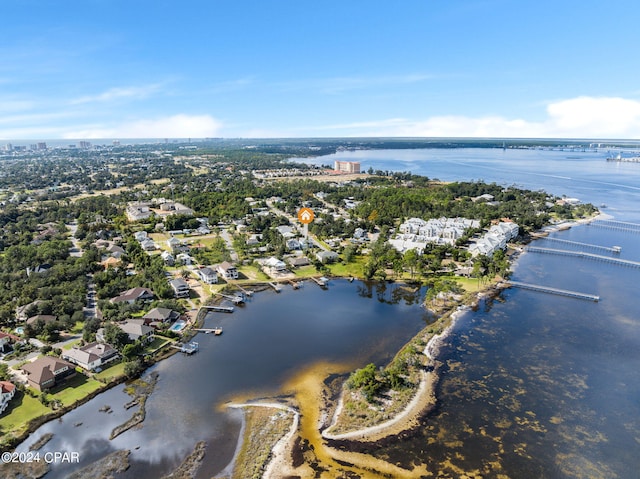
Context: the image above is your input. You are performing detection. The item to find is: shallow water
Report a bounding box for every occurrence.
[16,281,429,478]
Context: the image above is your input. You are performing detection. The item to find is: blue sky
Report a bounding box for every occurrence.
[2,0,640,140]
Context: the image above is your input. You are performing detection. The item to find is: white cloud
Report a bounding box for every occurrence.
[296,96,640,139]
[63,114,223,139]
[71,83,164,104]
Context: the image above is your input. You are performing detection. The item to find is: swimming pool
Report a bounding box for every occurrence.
[15,327,24,335]
[169,320,186,332]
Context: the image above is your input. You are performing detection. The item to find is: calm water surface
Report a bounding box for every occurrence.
[296,148,640,478]
[17,282,429,478]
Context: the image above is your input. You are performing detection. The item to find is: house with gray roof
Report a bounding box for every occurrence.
[62,342,118,371]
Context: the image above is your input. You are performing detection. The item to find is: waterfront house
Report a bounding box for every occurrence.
[110,287,155,304]
[217,261,239,280]
[0,381,16,415]
[170,278,190,298]
[316,251,339,263]
[288,256,310,268]
[62,342,119,371]
[21,356,75,392]
[264,256,287,273]
[118,320,154,343]
[196,267,218,284]
[143,307,180,323]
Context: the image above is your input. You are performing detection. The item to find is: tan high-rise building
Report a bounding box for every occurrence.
[334,160,360,173]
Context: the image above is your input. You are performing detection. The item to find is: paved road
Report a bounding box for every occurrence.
[219,228,239,261]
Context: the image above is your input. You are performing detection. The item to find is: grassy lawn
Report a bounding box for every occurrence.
[49,374,103,407]
[70,321,84,334]
[93,361,127,382]
[327,258,366,277]
[0,391,50,435]
[293,265,319,277]
[143,336,172,354]
[453,276,485,293]
[238,265,270,281]
[62,339,82,350]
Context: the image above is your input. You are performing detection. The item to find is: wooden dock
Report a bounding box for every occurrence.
[202,305,234,313]
[234,284,253,297]
[171,341,200,354]
[268,282,282,292]
[503,281,600,302]
[213,292,245,304]
[193,328,222,335]
[288,280,301,289]
[311,276,328,287]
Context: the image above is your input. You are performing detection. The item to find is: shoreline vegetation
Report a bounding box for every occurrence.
[1,209,601,474]
[224,213,603,478]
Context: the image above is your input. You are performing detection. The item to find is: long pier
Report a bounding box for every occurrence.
[526,247,640,268]
[268,282,282,292]
[541,237,621,253]
[588,220,640,234]
[504,281,600,302]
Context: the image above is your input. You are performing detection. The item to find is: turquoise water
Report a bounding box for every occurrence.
[169,320,186,332]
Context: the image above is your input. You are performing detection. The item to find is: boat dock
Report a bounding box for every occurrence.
[504,281,600,302]
[526,247,640,268]
[213,292,245,304]
[202,305,234,313]
[541,237,621,253]
[193,328,222,335]
[288,280,302,289]
[171,341,199,354]
[234,284,253,297]
[268,282,282,292]
[311,276,328,287]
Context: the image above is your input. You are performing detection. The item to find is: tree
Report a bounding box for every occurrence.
[347,363,382,402]
[0,363,10,381]
[122,342,142,361]
[103,322,131,351]
[124,359,145,379]
[403,249,419,279]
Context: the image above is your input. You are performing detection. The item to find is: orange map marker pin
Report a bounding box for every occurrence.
[298,207,314,224]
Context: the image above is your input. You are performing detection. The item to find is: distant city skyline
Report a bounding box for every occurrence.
[2,0,640,140]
